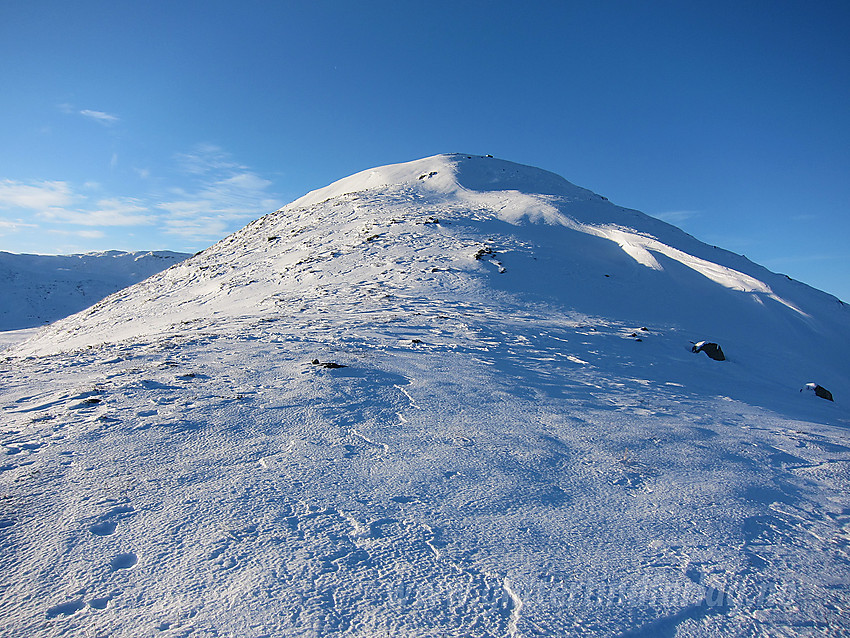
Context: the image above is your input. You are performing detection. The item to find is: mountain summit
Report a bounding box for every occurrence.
[13,153,849,400]
[3,154,849,637]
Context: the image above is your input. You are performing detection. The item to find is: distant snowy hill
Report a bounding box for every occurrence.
[2,155,849,637]
[0,250,190,331]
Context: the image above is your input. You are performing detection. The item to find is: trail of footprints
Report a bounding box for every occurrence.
[45,501,140,619]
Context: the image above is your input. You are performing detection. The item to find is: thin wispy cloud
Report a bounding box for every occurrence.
[48,229,106,239]
[77,229,106,239]
[157,144,282,239]
[38,197,156,227]
[0,180,154,229]
[0,180,75,210]
[79,109,120,125]
[0,144,281,247]
[175,143,247,176]
[161,216,231,239]
[0,219,38,234]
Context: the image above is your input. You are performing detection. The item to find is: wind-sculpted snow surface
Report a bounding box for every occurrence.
[2,155,849,636]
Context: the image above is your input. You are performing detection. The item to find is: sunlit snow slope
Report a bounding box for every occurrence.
[2,154,849,637]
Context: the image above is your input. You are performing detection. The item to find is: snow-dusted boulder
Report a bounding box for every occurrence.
[802,382,834,401]
[691,340,726,361]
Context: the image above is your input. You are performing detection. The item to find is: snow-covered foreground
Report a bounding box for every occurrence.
[1,155,849,636]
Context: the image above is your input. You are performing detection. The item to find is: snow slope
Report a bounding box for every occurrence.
[0,250,190,331]
[1,154,849,637]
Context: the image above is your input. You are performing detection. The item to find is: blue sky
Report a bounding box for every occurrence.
[1,1,848,301]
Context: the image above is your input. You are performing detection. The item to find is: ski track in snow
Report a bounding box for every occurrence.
[1,154,849,636]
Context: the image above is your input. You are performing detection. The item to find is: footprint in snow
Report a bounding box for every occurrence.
[390,495,417,504]
[89,520,117,536]
[88,504,134,536]
[46,599,85,619]
[88,597,110,610]
[140,379,180,390]
[110,552,138,570]
[4,440,45,455]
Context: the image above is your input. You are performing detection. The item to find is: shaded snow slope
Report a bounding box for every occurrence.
[2,155,849,637]
[0,250,190,331]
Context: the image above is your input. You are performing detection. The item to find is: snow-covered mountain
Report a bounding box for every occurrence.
[0,250,190,331]
[2,154,848,637]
